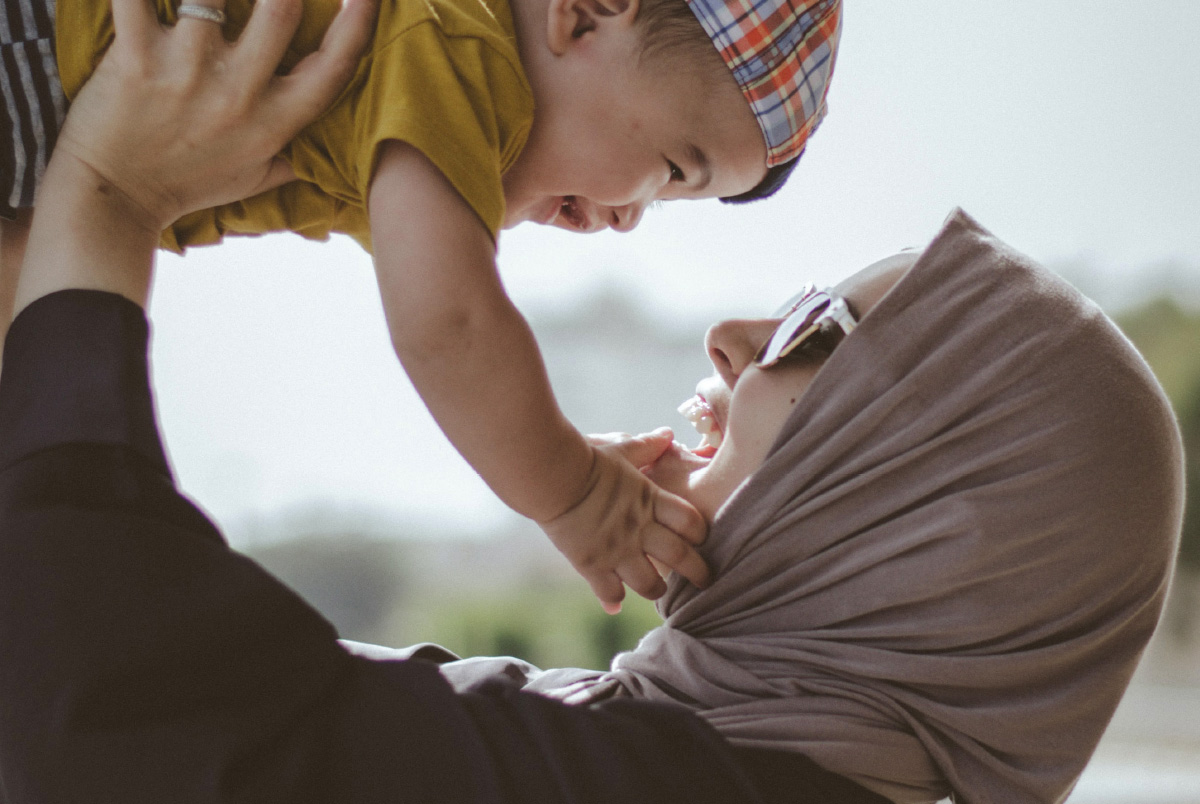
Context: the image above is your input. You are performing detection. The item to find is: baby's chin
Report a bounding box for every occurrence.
[643,440,713,512]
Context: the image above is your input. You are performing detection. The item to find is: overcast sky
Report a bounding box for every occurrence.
[146,1,1200,538]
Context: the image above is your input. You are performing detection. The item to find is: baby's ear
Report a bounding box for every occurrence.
[546,0,640,55]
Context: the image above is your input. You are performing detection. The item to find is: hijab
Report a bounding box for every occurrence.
[459,210,1186,804]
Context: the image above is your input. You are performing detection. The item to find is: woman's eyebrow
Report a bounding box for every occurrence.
[687,142,713,191]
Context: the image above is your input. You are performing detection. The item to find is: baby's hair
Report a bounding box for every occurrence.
[634,0,799,204]
[634,0,724,75]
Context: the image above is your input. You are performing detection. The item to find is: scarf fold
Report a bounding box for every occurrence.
[461,210,1185,804]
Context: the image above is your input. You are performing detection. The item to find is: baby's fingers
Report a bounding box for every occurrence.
[617,554,669,603]
[644,524,711,589]
[654,488,707,546]
[584,570,626,615]
[603,427,674,470]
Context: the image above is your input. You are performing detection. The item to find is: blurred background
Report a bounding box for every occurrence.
[143,2,1199,802]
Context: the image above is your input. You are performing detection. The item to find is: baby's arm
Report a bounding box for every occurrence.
[368,142,709,609]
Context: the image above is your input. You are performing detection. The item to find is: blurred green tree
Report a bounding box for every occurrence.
[422,590,662,670]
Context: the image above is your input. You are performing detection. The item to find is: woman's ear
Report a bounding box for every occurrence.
[546,0,641,56]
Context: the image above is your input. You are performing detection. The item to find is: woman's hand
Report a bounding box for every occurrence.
[55,0,374,234]
[14,0,373,314]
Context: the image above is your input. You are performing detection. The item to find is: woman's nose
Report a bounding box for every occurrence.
[705,318,780,387]
[608,201,645,233]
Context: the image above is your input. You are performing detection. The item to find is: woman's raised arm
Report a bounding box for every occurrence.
[13,0,374,315]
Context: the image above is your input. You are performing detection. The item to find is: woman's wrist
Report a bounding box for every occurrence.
[14,151,160,316]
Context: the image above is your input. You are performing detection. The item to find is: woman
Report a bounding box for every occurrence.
[428,210,1185,804]
[0,2,1183,803]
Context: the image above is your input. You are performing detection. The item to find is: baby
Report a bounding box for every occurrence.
[0,0,841,609]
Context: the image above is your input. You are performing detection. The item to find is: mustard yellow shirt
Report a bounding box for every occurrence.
[56,0,535,252]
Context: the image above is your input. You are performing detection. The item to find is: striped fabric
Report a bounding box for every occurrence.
[686,0,841,167]
[0,0,66,218]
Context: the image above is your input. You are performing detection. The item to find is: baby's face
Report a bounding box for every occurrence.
[646,253,917,521]
[501,12,767,231]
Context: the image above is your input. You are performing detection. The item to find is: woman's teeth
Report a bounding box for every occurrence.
[677,396,723,451]
[559,196,583,229]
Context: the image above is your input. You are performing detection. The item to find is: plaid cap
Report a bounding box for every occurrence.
[685,0,842,167]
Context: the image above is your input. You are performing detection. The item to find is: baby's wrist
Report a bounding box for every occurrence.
[534,443,599,525]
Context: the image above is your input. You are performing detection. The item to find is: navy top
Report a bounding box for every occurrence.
[0,290,889,804]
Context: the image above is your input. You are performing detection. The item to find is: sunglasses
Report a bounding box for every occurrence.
[754,284,858,368]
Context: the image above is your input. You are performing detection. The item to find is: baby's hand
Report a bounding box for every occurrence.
[538,428,710,613]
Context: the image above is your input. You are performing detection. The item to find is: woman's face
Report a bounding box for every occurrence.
[645,252,917,522]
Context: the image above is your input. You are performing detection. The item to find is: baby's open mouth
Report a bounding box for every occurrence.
[678,395,723,456]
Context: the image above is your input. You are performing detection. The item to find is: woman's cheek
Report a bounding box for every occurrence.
[734,367,814,457]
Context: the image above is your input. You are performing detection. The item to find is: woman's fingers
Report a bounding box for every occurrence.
[234,0,305,90]
[271,0,374,131]
[52,0,370,228]
[173,0,231,64]
[247,156,299,198]
[109,0,158,51]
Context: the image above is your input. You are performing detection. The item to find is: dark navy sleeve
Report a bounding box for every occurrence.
[0,290,503,803]
[0,290,788,804]
[0,289,171,474]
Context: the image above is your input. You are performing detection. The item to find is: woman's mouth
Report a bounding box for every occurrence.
[677,395,723,457]
[555,195,587,230]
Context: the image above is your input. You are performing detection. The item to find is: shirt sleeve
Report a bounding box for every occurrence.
[353,21,533,239]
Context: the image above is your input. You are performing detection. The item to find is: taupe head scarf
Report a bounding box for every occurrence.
[518,210,1185,804]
